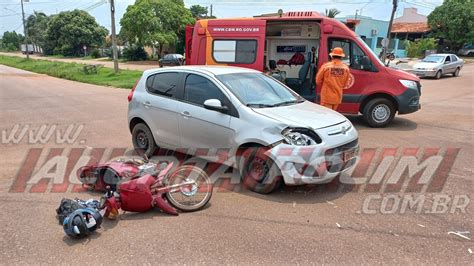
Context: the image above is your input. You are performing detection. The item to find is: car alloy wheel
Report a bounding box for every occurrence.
[454,68,460,77]
[135,131,149,150]
[131,123,157,157]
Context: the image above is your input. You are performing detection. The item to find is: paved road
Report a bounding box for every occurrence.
[0,64,473,264]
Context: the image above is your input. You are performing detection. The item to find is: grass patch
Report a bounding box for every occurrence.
[0,55,142,89]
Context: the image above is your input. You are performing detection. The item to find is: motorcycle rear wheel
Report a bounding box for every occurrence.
[165,165,213,212]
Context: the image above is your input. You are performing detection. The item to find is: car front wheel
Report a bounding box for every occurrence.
[238,147,282,194]
[435,70,442,79]
[363,98,396,128]
[132,123,157,157]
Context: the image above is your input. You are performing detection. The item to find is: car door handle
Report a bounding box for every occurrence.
[143,101,151,108]
[181,111,191,118]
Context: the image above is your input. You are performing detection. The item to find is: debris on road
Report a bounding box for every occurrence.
[468,248,473,254]
[390,231,399,237]
[417,224,425,228]
[447,231,471,240]
[336,223,342,229]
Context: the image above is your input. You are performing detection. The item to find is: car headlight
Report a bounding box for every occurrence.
[399,79,418,89]
[282,128,321,146]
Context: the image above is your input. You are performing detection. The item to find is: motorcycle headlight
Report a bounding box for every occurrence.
[399,79,418,89]
[282,128,321,146]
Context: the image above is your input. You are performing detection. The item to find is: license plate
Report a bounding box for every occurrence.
[342,148,357,162]
[415,72,425,76]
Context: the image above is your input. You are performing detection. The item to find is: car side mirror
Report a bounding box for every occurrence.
[203,99,228,113]
[444,61,450,64]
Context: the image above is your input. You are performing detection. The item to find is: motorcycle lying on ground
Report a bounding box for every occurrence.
[77,157,213,217]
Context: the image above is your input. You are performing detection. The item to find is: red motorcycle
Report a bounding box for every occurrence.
[78,158,213,217]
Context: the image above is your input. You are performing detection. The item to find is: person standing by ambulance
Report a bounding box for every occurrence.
[315,47,351,110]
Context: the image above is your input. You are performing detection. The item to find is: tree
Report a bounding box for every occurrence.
[189,4,215,19]
[44,10,108,56]
[0,31,24,51]
[120,0,195,57]
[428,0,474,50]
[26,11,50,49]
[405,38,438,58]
[325,8,341,18]
[190,4,208,18]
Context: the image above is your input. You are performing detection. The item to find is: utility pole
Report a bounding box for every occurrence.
[382,0,398,63]
[20,0,29,59]
[386,0,398,38]
[210,4,213,17]
[109,0,119,73]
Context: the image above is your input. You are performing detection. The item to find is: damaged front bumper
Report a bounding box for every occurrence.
[266,122,359,185]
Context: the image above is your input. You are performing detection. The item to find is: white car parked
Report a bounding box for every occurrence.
[127,66,359,193]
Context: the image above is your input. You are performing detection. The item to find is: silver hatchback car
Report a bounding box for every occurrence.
[128,66,359,193]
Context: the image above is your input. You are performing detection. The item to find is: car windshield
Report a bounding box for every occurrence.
[216,73,304,107]
[422,55,444,63]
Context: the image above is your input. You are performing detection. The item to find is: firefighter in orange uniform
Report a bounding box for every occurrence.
[315,47,351,110]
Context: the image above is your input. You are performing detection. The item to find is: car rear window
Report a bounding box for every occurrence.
[212,40,257,64]
[146,72,179,98]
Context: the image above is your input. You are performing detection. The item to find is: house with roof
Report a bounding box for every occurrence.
[341,8,431,58]
[338,15,391,56]
[390,8,431,57]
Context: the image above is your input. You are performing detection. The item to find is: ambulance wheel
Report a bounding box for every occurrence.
[363,98,395,128]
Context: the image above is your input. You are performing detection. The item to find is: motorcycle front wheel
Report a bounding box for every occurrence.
[165,165,213,212]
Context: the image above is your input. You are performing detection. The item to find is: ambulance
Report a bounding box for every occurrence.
[185,11,421,127]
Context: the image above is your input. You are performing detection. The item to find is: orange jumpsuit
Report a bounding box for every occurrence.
[315,59,350,110]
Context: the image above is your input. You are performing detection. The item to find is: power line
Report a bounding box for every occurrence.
[186,0,374,5]
[0,13,21,17]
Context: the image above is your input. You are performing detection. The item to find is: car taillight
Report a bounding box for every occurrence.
[128,79,139,102]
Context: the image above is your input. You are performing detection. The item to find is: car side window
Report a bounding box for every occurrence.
[327,39,351,65]
[146,72,179,98]
[328,38,375,71]
[451,55,457,62]
[184,74,227,106]
[445,56,451,63]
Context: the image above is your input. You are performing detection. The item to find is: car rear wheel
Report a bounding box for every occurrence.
[238,147,282,194]
[132,123,157,157]
[363,98,396,128]
[453,68,460,77]
[435,70,442,79]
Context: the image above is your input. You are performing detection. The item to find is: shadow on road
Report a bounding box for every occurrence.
[347,115,418,131]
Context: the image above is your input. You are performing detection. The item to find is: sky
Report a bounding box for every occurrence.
[0,0,443,34]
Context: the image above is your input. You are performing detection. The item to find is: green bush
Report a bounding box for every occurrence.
[122,45,148,61]
[405,38,438,58]
[90,49,101,58]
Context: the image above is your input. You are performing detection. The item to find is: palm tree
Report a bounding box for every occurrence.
[325,8,341,18]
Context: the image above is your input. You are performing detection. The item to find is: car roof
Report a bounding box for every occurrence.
[143,66,260,76]
[427,54,454,56]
